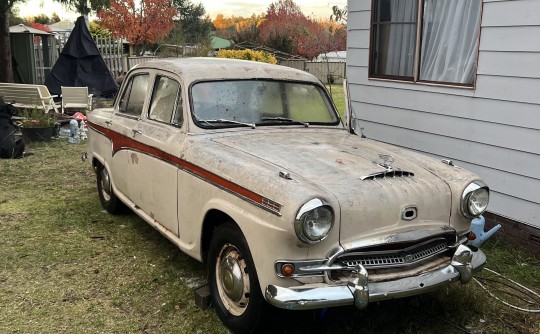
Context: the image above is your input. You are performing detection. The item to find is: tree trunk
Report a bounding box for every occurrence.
[0,9,14,83]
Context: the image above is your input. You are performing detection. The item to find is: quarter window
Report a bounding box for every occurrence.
[370,0,482,85]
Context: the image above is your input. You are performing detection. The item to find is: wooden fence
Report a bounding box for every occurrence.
[93,36,125,76]
[279,60,346,84]
[33,44,47,84]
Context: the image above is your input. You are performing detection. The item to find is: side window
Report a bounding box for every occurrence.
[148,76,182,125]
[118,74,149,116]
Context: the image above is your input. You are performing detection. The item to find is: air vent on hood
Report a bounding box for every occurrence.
[360,170,415,181]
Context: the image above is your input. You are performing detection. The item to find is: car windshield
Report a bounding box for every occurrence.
[191,80,340,128]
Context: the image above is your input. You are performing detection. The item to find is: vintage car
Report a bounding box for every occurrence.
[87,58,490,333]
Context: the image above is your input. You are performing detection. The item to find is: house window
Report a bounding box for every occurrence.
[370,0,482,85]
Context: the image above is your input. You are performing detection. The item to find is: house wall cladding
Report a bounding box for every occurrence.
[346,0,540,234]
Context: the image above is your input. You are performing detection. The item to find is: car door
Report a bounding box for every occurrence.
[126,73,185,236]
[106,71,151,200]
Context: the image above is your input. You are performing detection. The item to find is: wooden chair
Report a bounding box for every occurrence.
[61,86,93,113]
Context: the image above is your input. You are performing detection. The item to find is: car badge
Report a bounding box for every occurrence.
[378,154,394,171]
[404,254,414,263]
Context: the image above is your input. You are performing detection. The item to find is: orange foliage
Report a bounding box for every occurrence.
[213,13,264,34]
[258,0,346,59]
[98,0,177,46]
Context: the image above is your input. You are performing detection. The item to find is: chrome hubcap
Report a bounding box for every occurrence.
[100,168,111,201]
[215,244,250,316]
[221,256,244,301]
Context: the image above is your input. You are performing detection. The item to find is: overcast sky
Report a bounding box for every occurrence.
[16,0,347,21]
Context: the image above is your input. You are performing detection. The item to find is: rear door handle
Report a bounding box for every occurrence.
[132,129,142,136]
[105,120,112,126]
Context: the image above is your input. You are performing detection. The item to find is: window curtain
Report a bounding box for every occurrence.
[385,0,418,77]
[419,0,481,84]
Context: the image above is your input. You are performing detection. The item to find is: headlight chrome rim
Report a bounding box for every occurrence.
[461,181,489,219]
[295,198,334,244]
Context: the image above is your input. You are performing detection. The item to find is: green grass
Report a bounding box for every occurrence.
[1,140,539,333]
[327,84,346,120]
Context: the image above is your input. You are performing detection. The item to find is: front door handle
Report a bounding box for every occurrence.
[132,129,142,136]
[105,120,112,126]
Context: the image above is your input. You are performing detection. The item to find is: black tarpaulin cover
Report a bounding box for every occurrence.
[45,16,118,97]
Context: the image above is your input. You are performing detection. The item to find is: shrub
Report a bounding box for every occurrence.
[217,49,277,64]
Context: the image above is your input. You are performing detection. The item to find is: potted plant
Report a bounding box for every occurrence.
[19,108,57,142]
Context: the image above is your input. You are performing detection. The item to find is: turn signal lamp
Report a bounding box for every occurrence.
[281,263,295,277]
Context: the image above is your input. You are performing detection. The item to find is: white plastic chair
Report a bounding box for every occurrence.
[61,86,93,113]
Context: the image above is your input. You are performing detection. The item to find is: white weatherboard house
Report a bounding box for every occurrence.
[346,0,540,250]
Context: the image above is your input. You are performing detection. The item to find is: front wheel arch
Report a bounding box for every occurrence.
[200,209,235,264]
[95,160,125,214]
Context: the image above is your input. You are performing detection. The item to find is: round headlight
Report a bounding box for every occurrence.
[461,181,489,218]
[467,187,489,217]
[295,199,334,244]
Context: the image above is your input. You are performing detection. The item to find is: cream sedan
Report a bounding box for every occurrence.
[87,58,489,334]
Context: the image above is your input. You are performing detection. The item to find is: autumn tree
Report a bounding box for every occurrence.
[0,0,109,83]
[258,0,305,54]
[213,14,237,40]
[235,14,264,43]
[98,0,177,54]
[213,13,264,43]
[257,0,346,59]
[297,19,346,59]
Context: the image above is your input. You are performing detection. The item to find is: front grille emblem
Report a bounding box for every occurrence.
[404,254,414,263]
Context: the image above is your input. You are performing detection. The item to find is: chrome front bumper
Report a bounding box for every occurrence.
[265,245,485,310]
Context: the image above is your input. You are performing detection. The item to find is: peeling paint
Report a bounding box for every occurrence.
[130,153,139,164]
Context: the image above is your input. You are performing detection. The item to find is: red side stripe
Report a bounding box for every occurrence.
[88,122,281,214]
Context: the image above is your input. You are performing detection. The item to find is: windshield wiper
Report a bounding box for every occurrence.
[258,117,309,127]
[198,118,256,129]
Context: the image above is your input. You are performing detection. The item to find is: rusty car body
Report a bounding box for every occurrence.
[87,58,490,333]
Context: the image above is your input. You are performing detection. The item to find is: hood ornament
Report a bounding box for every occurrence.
[378,154,394,171]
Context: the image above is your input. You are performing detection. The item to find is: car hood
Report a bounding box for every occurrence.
[208,129,455,248]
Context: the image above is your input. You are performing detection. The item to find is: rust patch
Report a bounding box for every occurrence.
[130,153,139,164]
[336,159,344,165]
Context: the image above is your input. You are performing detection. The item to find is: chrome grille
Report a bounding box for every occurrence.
[335,238,449,270]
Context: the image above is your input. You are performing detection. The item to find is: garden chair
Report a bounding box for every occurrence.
[61,86,93,114]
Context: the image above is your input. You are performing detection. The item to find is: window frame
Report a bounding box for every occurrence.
[368,0,483,88]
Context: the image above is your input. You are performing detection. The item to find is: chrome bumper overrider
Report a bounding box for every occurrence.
[265,245,485,310]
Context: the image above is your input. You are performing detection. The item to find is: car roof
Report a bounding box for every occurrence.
[131,57,322,84]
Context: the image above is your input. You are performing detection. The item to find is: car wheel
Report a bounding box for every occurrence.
[208,224,264,334]
[96,163,124,214]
